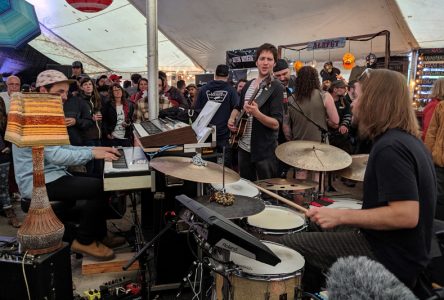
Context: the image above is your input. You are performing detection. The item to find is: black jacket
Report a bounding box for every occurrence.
[102,99,134,139]
[63,96,94,146]
[239,79,284,162]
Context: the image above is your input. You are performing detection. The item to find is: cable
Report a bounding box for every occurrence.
[22,250,31,300]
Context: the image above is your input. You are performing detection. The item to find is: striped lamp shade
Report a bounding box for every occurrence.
[5,93,70,147]
[66,0,113,13]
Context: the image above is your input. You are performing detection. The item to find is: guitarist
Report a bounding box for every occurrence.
[227,43,284,181]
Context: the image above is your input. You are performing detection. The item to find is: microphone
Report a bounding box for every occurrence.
[326,256,417,300]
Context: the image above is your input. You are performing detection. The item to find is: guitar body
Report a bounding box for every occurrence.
[229,117,248,148]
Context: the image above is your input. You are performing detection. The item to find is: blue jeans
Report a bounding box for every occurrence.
[0,162,12,209]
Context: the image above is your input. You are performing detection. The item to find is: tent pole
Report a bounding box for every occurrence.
[147,0,159,120]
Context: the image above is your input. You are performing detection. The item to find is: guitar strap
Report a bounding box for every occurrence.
[252,80,276,109]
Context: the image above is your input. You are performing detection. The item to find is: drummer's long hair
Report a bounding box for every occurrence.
[356,69,419,139]
[294,66,320,102]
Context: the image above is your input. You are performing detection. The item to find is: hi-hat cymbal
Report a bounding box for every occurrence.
[255,178,317,191]
[195,195,265,219]
[275,141,352,171]
[150,156,240,184]
[337,154,369,182]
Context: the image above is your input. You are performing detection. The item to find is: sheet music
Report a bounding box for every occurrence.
[192,101,220,142]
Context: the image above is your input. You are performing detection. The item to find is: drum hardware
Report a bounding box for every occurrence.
[164,175,184,187]
[337,154,368,182]
[195,195,265,219]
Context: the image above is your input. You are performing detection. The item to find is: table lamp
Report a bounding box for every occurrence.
[5,92,70,254]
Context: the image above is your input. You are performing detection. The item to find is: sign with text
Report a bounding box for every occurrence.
[307,37,346,51]
[226,47,257,69]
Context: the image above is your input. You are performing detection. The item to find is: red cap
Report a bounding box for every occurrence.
[109,74,122,82]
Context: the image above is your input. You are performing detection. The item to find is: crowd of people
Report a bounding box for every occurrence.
[0,42,443,297]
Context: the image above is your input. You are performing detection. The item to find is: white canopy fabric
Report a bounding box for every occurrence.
[26,0,202,76]
[24,0,444,75]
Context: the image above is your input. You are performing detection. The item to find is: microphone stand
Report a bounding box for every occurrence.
[288,97,329,198]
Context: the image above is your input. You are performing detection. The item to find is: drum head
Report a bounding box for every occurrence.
[320,198,362,210]
[247,206,305,230]
[212,179,259,198]
[231,241,304,277]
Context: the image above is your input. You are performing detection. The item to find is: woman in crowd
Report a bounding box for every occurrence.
[130,78,148,104]
[78,77,104,176]
[102,83,134,147]
[422,78,444,140]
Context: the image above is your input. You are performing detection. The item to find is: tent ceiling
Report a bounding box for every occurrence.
[130,0,419,71]
[26,0,201,75]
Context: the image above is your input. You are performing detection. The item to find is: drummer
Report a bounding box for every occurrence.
[279,69,436,295]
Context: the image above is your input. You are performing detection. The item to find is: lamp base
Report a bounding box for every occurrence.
[18,206,65,255]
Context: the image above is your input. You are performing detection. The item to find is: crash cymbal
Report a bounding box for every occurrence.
[150,156,240,184]
[337,154,368,182]
[255,178,317,191]
[275,141,352,171]
[195,195,265,219]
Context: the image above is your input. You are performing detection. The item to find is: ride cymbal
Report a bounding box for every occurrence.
[275,141,352,171]
[150,156,240,184]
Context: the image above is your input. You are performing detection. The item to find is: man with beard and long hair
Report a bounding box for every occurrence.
[279,69,436,297]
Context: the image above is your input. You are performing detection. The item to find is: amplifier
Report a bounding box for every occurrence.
[0,240,73,300]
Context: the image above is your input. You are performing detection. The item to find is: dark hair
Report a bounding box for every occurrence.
[294,66,320,101]
[235,79,247,90]
[177,80,186,90]
[79,77,102,111]
[158,71,167,88]
[130,73,142,84]
[123,80,131,89]
[39,83,54,92]
[108,83,126,104]
[137,78,148,91]
[254,43,278,63]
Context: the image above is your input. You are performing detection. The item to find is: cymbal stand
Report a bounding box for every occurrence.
[289,100,330,200]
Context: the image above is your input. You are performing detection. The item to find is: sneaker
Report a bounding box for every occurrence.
[101,235,126,248]
[71,240,115,261]
[4,207,21,228]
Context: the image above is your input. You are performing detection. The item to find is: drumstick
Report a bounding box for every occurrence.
[252,183,308,213]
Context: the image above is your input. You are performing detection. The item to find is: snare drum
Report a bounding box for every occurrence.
[215,241,304,300]
[247,205,306,237]
[211,178,260,199]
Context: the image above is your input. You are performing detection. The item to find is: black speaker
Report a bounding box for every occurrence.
[0,243,73,300]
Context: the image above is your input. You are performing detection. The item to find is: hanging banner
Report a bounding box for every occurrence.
[307,37,346,51]
[226,47,257,69]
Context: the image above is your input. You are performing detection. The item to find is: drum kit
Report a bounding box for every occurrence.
[149,142,368,299]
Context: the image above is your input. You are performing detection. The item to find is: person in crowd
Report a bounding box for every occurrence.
[345,80,357,105]
[109,74,122,84]
[158,71,187,108]
[287,66,339,142]
[195,64,239,167]
[0,96,20,228]
[126,73,142,97]
[186,83,199,108]
[78,77,104,176]
[69,61,84,96]
[96,74,109,98]
[280,69,436,297]
[177,79,186,96]
[102,83,134,147]
[235,79,247,96]
[123,80,131,90]
[320,61,341,91]
[425,99,444,220]
[21,84,30,93]
[228,43,283,181]
[63,83,94,146]
[0,75,21,112]
[13,70,123,260]
[328,80,352,153]
[423,78,444,141]
[273,59,296,93]
[130,78,148,104]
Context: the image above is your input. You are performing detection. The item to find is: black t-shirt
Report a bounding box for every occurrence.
[362,128,436,287]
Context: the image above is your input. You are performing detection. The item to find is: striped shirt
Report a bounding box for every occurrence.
[238,80,262,153]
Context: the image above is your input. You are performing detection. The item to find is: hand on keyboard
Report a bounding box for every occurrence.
[92,147,121,161]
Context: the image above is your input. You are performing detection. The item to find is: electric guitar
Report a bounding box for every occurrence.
[229,74,272,148]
